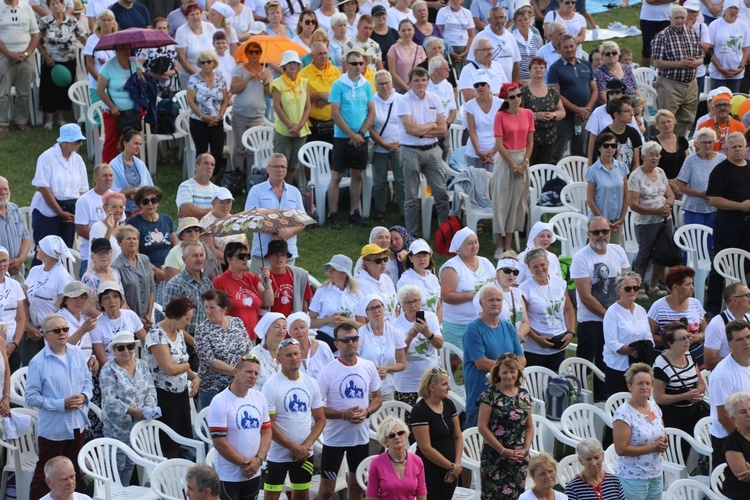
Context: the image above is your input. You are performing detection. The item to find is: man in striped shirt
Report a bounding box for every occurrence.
[0,176,31,284]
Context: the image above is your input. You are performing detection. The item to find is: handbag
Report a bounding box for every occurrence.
[221,169,246,197]
[650,219,682,267]
[115,108,142,133]
[660,352,709,418]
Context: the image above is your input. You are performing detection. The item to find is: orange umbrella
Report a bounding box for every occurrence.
[235,35,308,64]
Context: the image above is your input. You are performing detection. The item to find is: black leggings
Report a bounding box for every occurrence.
[190,117,226,171]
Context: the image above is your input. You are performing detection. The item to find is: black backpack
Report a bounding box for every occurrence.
[545,375,582,421]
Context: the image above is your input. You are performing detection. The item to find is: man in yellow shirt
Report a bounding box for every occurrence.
[299,41,341,144]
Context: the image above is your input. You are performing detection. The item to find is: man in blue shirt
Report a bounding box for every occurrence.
[462,284,526,429]
[326,47,376,230]
[109,0,151,29]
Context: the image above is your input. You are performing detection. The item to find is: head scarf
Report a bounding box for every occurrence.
[254,312,285,342]
[525,222,557,250]
[356,294,384,318]
[369,226,389,243]
[39,235,75,262]
[499,82,521,100]
[449,227,476,253]
[389,225,414,253]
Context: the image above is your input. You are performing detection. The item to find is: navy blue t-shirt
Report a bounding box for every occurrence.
[125,213,174,267]
[109,1,151,29]
[547,57,594,118]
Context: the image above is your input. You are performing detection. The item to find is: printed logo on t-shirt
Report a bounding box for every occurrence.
[591,262,617,309]
[144,229,167,247]
[339,374,366,399]
[284,388,310,412]
[236,403,263,429]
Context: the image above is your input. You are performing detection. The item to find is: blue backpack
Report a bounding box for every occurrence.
[545,375,582,421]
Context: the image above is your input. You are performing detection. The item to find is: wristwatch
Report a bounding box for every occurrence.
[23,51,28,57]
[272,229,279,236]
[356,130,365,136]
[255,455,265,467]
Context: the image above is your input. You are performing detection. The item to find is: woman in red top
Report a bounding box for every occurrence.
[212,241,273,340]
[493,82,535,257]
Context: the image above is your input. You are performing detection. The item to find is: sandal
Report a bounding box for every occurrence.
[476,222,485,235]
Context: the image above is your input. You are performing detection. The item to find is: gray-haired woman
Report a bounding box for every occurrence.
[602,271,653,396]
[564,438,626,500]
[628,140,676,296]
[723,392,750,500]
[393,285,443,406]
[677,127,722,251]
[329,12,350,69]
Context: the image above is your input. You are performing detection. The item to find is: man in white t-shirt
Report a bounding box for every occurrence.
[458,38,509,102]
[570,216,630,402]
[40,456,92,500]
[316,323,382,500]
[75,164,117,277]
[261,338,325,500]
[176,154,219,220]
[709,319,750,467]
[705,283,750,370]
[208,354,272,500]
[466,6,520,83]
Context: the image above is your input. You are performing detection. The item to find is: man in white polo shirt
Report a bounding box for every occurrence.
[176,154,219,220]
[458,38,509,101]
[208,353,272,500]
[467,6,520,83]
[75,164,119,276]
[261,338,325,500]
[398,66,450,239]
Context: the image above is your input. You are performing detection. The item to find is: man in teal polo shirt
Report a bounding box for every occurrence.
[326,47,376,230]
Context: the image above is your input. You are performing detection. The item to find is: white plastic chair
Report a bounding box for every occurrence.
[528,164,573,227]
[205,447,217,468]
[149,458,193,500]
[531,415,579,455]
[559,404,610,445]
[694,416,712,454]
[665,478,721,500]
[448,123,464,152]
[242,125,274,171]
[461,427,483,494]
[193,406,212,448]
[674,224,713,305]
[673,197,685,228]
[77,438,159,500]
[522,366,557,417]
[457,187,492,234]
[86,101,106,166]
[68,81,95,161]
[299,141,351,223]
[175,110,195,179]
[714,248,750,287]
[633,66,657,86]
[622,209,639,264]
[559,357,605,405]
[355,455,376,492]
[560,182,589,215]
[557,156,588,183]
[143,113,185,175]
[447,391,466,415]
[663,426,712,485]
[439,342,465,399]
[9,367,28,408]
[369,401,413,440]
[710,462,726,496]
[639,83,658,131]
[549,212,590,259]
[75,45,87,82]
[173,90,188,112]
[0,408,38,500]
[603,392,630,425]
[130,420,206,466]
[604,444,618,474]
[223,106,234,164]
[556,454,582,488]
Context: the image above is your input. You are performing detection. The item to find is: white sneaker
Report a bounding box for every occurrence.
[637,289,649,301]
[649,287,668,297]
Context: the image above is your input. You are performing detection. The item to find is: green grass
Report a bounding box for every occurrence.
[582,5,643,57]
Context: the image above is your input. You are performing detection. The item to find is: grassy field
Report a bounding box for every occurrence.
[3,5,644,281]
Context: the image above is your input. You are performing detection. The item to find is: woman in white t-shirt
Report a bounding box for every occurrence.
[83,8,116,102]
[517,222,562,284]
[708,0,750,93]
[0,246,26,371]
[356,295,406,401]
[175,4,218,89]
[613,363,668,500]
[55,281,98,360]
[465,76,504,171]
[397,238,442,319]
[226,0,255,42]
[436,0,475,73]
[542,0,586,45]
[518,246,575,372]
[355,244,399,322]
[90,281,146,364]
[519,453,569,500]
[309,254,364,353]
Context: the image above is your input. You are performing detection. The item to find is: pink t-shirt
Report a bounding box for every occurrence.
[493,108,535,151]
[366,451,428,500]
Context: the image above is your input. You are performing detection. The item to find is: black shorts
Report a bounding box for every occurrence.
[640,19,671,58]
[332,137,369,173]
[219,477,260,500]
[320,443,370,479]
[263,459,314,492]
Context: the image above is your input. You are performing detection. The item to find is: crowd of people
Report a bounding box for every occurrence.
[5,0,750,497]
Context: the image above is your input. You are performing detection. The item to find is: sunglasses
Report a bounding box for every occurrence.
[607,89,624,94]
[473,82,488,88]
[278,338,300,351]
[337,335,360,344]
[236,352,260,366]
[347,61,364,66]
[622,285,640,293]
[601,143,618,149]
[431,366,448,374]
[140,197,160,205]
[233,253,251,260]
[115,343,136,352]
[303,19,317,25]
[673,335,691,342]
[386,430,407,439]
[198,60,213,65]
[45,327,70,334]
[603,51,618,57]
[506,94,519,100]
[588,228,611,236]
[500,267,520,276]
[183,227,202,234]
[246,49,261,55]
[498,352,518,361]
[369,257,388,264]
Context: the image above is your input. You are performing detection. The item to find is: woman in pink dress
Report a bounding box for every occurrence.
[387,20,427,93]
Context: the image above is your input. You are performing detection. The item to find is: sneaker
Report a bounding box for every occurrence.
[494,247,506,260]
[637,289,649,301]
[649,287,667,297]
[43,122,53,130]
[625,26,642,36]
[608,21,625,30]
[349,209,370,227]
[327,212,341,230]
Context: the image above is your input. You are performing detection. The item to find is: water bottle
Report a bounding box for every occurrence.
[574,124,582,135]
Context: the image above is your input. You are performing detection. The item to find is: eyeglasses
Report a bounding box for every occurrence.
[622,285,640,293]
[562,1,575,4]
[233,253,251,260]
[45,327,70,334]
[500,267,520,276]
[386,430,407,439]
[403,298,421,306]
[304,19,318,25]
[336,335,360,344]
[140,197,160,205]
[588,228,611,236]
[115,343,136,352]
[198,60,213,65]
[278,338,300,351]
[473,82,488,88]
[506,94,519,100]
[734,293,750,299]
[94,249,112,255]
[246,49,261,55]
[714,103,731,108]
[601,143,618,149]
[673,335,691,342]
[698,140,716,145]
[268,164,288,169]
[347,61,364,66]
[367,304,384,313]
[498,352,518,361]
[603,51,618,57]
[376,81,391,86]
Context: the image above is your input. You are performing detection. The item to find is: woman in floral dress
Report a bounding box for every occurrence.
[477,354,534,500]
